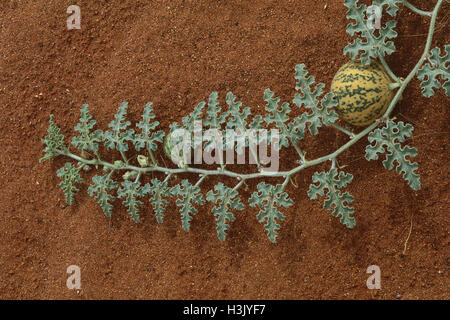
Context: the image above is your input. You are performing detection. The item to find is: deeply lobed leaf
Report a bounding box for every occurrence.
[56,162,83,205]
[88,173,118,217]
[71,104,103,153]
[117,179,148,223]
[225,92,263,157]
[134,102,165,152]
[264,89,297,149]
[308,168,355,228]
[365,120,421,190]
[344,0,398,65]
[206,182,244,241]
[171,180,205,231]
[249,182,293,243]
[103,102,135,152]
[40,115,67,162]
[168,100,206,156]
[417,45,450,97]
[372,0,403,17]
[292,64,339,135]
[146,178,172,223]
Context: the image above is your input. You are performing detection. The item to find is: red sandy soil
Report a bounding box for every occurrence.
[0,0,448,299]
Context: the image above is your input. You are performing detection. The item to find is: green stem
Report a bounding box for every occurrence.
[232,179,245,192]
[52,120,403,179]
[163,173,172,184]
[107,169,116,178]
[134,172,141,183]
[379,55,400,83]
[384,0,443,118]
[148,149,157,166]
[331,158,337,169]
[54,0,443,186]
[120,151,128,163]
[280,175,290,190]
[403,1,432,17]
[195,174,207,188]
[292,142,306,163]
[389,82,401,90]
[330,123,356,139]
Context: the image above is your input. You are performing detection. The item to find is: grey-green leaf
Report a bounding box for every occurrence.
[417,45,450,97]
[248,182,293,243]
[365,120,421,190]
[146,178,172,223]
[56,162,83,205]
[344,0,398,65]
[372,0,403,17]
[170,180,205,231]
[103,102,135,152]
[308,168,355,228]
[71,104,103,153]
[292,64,339,135]
[264,89,293,149]
[134,102,165,152]
[88,174,118,217]
[225,92,261,156]
[40,115,67,162]
[117,179,148,223]
[206,182,244,241]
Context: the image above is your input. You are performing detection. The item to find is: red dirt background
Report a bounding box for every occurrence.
[0,0,448,299]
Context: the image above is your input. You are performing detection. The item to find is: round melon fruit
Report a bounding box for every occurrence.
[330,60,395,127]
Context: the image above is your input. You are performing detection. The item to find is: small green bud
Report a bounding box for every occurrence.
[82,165,91,172]
[80,150,91,160]
[123,171,138,180]
[114,160,125,168]
[137,155,149,167]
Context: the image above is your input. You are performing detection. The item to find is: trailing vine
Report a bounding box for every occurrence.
[40,0,448,242]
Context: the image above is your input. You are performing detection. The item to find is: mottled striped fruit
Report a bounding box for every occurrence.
[331,60,395,127]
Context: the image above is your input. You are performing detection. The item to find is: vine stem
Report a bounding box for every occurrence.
[134,172,141,183]
[119,151,128,163]
[379,55,401,83]
[330,123,356,138]
[292,142,306,162]
[56,0,443,184]
[195,174,207,188]
[389,82,401,90]
[232,179,245,192]
[403,1,433,17]
[384,0,443,118]
[147,148,157,166]
[163,173,172,184]
[281,175,290,190]
[331,158,337,169]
